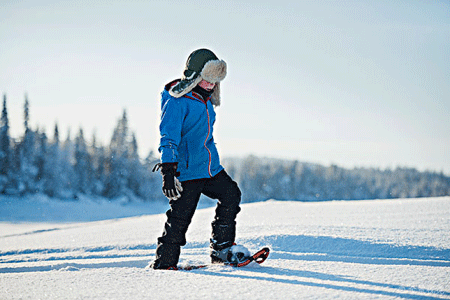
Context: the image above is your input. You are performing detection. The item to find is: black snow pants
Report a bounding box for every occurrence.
[153,170,241,268]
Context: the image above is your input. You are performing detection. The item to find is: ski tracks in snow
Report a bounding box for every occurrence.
[0,243,154,273]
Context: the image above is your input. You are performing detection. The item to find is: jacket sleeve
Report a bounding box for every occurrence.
[158,98,185,163]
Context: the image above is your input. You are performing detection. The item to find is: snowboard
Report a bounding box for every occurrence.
[177,247,270,271]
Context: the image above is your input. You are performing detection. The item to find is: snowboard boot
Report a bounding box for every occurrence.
[210,241,251,265]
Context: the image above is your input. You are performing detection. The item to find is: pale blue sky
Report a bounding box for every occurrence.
[1,0,449,174]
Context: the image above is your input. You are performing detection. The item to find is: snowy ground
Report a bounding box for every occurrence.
[1,196,449,299]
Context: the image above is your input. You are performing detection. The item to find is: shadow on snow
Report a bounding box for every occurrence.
[244,234,450,267]
[1,234,449,298]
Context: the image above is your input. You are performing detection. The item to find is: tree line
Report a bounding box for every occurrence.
[1,94,449,202]
[0,94,162,201]
[223,157,450,202]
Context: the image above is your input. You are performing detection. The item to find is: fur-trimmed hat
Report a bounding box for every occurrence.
[169,48,227,106]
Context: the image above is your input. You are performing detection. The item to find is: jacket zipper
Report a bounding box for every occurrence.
[204,103,213,177]
[185,92,213,177]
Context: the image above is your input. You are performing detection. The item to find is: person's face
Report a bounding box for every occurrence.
[198,79,216,91]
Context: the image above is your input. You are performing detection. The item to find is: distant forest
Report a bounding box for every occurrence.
[1,94,449,202]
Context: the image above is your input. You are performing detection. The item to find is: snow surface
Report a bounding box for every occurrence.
[1,196,450,299]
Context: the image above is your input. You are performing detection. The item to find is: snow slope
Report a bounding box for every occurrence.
[1,197,449,299]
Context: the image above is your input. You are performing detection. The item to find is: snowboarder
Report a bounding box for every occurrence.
[150,48,244,270]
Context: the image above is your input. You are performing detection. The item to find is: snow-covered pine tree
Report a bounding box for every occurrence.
[90,131,107,196]
[104,110,130,199]
[127,132,157,200]
[34,129,48,193]
[17,94,38,194]
[59,129,76,198]
[0,94,11,193]
[126,132,140,197]
[43,124,65,197]
[74,128,93,195]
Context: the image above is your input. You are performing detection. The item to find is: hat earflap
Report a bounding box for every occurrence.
[201,59,226,107]
[210,83,221,107]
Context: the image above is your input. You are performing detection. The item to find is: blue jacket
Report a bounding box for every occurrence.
[158,82,224,182]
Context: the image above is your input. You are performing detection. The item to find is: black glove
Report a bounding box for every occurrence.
[153,163,183,200]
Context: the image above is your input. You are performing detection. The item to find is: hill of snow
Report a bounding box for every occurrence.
[1,196,449,299]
